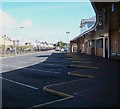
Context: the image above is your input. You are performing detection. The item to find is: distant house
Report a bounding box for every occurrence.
[33,40,54,51]
[1,35,22,51]
[70,16,96,53]
[1,35,13,50]
[80,16,96,34]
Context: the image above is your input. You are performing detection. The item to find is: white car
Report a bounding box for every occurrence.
[61,48,64,52]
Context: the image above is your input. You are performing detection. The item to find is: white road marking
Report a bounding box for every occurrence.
[69,68,97,73]
[0,76,38,90]
[25,68,60,74]
[2,64,60,74]
[15,61,65,67]
[26,79,84,108]
[74,93,114,105]
[26,96,74,109]
[73,80,119,95]
[43,78,84,90]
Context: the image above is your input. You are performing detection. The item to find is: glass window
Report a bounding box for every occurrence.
[88,40,95,48]
[96,39,103,48]
[92,40,95,47]
[87,22,94,28]
[112,3,115,12]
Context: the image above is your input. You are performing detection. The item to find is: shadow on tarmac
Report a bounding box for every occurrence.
[2,52,120,108]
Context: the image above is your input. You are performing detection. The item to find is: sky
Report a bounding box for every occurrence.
[0,1,95,44]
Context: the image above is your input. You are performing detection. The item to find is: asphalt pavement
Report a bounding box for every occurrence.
[1,50,120,108]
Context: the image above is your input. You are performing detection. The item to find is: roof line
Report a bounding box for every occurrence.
[70,2,99,42]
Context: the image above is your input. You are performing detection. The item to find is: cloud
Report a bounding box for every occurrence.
[0,9,17,28]
[0,9,33,29]
[22,19,33,27]
[0,8,34,38]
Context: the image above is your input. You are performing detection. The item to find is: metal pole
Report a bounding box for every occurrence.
[14,26,24,55]
[66,32,70,52]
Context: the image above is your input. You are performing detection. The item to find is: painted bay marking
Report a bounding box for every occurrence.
[74,93,114,105]
[72,60,91,63]
[68,72,95,78]
[73,80,120,95]
[0,76,38,90]
[69,69,96,73]
[69,65,99,69]
[67,58,87,61]
[2,64,60,74]
[45,78,84,88]
[26,75,85,108]
[41,63,65,67]
[26,96,73,109]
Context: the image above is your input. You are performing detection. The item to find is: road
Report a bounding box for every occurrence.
[1,50,120,108]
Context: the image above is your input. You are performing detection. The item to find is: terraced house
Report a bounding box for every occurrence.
[70,2,120,59]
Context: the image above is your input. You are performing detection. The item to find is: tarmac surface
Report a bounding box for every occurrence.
[1,50,120,108]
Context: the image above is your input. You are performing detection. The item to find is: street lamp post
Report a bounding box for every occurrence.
[14,26,24,55]
[66,32,70,52]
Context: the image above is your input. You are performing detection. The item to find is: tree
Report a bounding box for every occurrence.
[8,45,14,50]
[56,41,67,48]
[0,44,5,50]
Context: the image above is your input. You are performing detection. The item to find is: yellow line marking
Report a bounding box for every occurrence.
[69,65,99,69]
[68,69,96,73]
[43,79,84,98]
[43,87,72,98]
[68,72,95,78]
[36,79,84,108]
[27,78,96,108]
